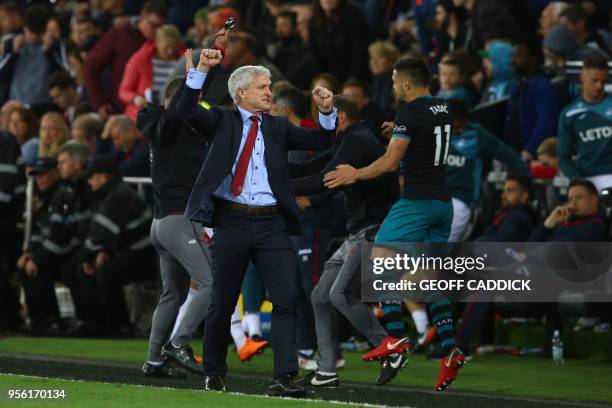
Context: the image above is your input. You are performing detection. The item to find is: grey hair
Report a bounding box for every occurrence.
[73,113,104,141]
[227,65,271,105]
[58,140,89,164]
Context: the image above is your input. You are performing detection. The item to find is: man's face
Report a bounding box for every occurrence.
[88,173,107,192]
[139,12,164,40]
[275,16,294,39]
[568,185,598,216]
[222,34,250,69]
[239,74,272,113]
[512,45,531,76]
[391,69,407,101]
[35,170,59,192]
[501,180,528,208]
[110,125,137,152]
[342,85,367,110]
[49,86,77,110]
[438,63,462,91]
[559,15,585,36]
[75,21,97,46]
[580,68,607,103]
[72,126,96,154]
[57,151,82,180]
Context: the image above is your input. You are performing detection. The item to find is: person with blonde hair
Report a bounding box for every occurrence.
[38,112,70,158]
[119,24,185,120]
[368,41,400,116]
[530,137,558,180]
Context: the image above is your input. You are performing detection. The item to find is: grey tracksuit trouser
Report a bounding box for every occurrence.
[311,224,387,373]
[147,215,213,362]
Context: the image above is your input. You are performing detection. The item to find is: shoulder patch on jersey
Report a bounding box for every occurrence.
[565,108,588,118]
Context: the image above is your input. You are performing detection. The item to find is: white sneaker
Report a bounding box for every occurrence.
[335,358,346,369]
[298,356,318,371]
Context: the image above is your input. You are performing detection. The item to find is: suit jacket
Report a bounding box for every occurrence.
[176,82,336,234]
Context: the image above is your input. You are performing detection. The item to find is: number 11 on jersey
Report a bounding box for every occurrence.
[434,124,451,166]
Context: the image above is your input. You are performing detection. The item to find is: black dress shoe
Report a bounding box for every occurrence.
[142,362,188,379]
[268,374,307,398]
[204,376,226,391]
[161,342,203,375]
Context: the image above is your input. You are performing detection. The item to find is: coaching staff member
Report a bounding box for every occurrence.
[177,48,336,397]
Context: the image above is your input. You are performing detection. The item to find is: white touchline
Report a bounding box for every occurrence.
[0,373,410,408]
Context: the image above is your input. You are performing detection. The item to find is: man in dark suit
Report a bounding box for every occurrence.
[176,48,336,397]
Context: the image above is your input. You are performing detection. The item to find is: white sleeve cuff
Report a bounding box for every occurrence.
[186,69,207,90]
[318,107,337,131]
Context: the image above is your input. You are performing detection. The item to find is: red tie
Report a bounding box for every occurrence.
[231,115,259,196]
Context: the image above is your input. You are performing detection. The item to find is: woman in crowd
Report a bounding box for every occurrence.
[38,112,70,159]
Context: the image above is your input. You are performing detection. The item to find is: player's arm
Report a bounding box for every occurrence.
[323,136,409,188]
[556,112,582,179]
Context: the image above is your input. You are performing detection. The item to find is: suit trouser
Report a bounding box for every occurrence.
[147,215,213,362]
[291,223,332,351]
[61,248,89,322]
[19,253,70,323]
[0,224,22,329]
[204,207,301,378]
[311,224,387,373]
[94,246,156,332]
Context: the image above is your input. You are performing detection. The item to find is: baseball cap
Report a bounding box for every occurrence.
[28,157,58,176]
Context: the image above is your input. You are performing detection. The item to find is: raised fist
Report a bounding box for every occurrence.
[196,48,223,73]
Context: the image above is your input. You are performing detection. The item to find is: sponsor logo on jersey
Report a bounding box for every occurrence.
[393,124,407,133]
[579,126,612,142]
[446,154,466,167]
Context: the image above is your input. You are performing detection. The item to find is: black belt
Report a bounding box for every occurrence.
[217,199,278,215]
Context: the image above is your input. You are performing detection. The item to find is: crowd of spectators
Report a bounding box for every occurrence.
[0,0,610,349]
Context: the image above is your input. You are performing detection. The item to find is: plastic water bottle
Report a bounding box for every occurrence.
[552,330,564,365]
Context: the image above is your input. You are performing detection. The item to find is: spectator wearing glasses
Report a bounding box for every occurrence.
[85,1,167,120]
